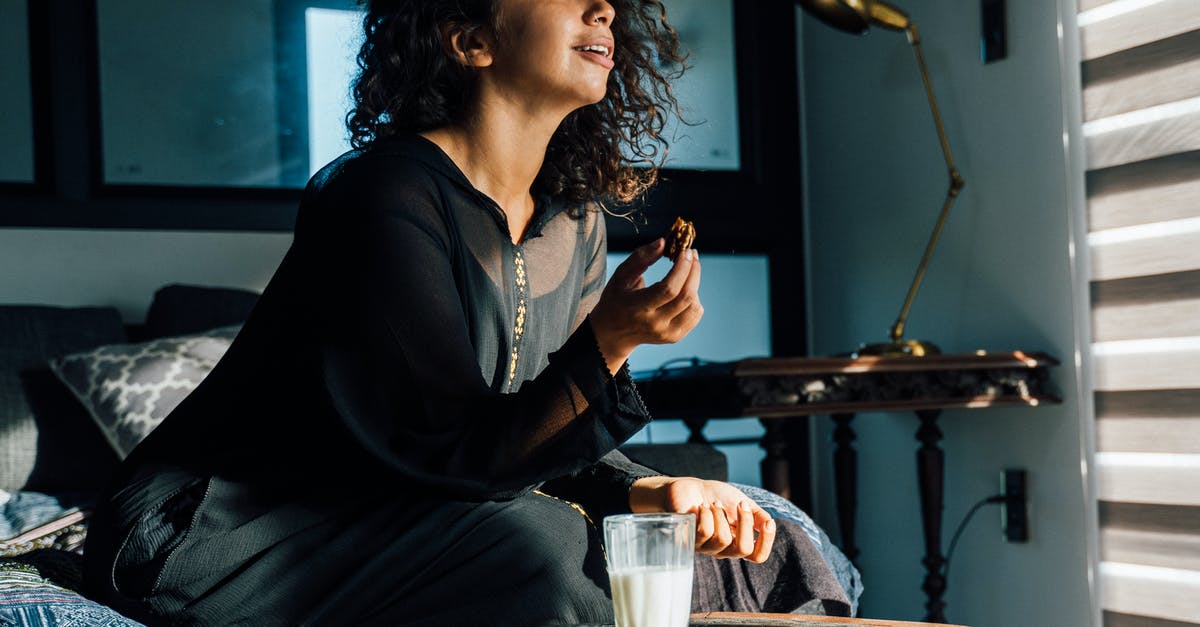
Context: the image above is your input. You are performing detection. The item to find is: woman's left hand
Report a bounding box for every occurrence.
[628,476,776,563]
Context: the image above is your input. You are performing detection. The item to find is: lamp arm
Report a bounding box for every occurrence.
[887,24,966,345]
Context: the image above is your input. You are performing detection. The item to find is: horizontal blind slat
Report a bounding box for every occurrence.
[1096,389,1200,454]
[1096,389,1200,418]
[1101,562,1200,623]
[1080,0,1119,12]
[1098,417,1200,453]
[1101,501,1200,533]
[1093,344,1200,390]
[1101,528,1200,571]
[1099,384,1200,420]
[1100,502,1200,575]
[1097,453,1200,505]
[1089,228,1200,281]
[1083,29,1200,121]
[1087,148,1200,231]
[1081,0,1200,61]
[1091,271,1200,342]
[1085,98,1200,170]
[1104,610,1200,627]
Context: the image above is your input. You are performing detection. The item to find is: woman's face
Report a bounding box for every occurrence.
[488,0,617,110]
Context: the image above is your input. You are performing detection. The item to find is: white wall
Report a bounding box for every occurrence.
[0,229,291,321]
[800,0,1096,625]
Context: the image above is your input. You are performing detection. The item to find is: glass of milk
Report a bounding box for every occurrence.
[603,513,695,627]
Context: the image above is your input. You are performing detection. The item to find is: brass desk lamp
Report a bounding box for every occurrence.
[797,0,965,357]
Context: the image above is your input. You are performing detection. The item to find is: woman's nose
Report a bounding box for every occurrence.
[586,1,615,26]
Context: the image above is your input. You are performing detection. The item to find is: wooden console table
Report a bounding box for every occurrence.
[688,612,967,626]
[633,351,1059,624]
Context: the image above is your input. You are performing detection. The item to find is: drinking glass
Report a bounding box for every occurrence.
[603,513,696,627]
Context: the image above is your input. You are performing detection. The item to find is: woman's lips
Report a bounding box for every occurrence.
[576,49,615,69]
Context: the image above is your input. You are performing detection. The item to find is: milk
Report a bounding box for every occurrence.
[609,565,693,627]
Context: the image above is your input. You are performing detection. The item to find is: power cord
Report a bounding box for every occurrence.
[942,494,1007,586]
[650,356,710,372]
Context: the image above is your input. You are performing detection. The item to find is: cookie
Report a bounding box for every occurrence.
[665,216,696,261]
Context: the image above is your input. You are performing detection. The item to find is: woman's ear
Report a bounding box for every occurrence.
[442,23,496,69]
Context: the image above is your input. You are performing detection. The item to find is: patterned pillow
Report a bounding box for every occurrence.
[46,326,240,458]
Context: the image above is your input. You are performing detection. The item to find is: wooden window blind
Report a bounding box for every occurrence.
[1079,0,1200,625]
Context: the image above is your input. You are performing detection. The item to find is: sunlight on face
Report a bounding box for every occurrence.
[490,0,616,109]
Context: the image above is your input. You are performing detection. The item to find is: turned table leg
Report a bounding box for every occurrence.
[915,409,947,623]
[758,418,813,511]
[759,419,792,501]
[831,413,859,565]
[684,416,710,444]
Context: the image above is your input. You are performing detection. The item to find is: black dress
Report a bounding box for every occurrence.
[82,135,849,626]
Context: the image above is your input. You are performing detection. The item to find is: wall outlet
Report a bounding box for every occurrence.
[1001,468,1028,542]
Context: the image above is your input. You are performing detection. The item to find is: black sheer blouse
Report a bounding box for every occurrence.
[123,134,660,521]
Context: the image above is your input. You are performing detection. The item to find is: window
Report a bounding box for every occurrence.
[630,0,741,171]
[303,0,743,173]
[0,0,36,183]
[95,0,325,188]
[1078,0,1200,624]
[304,6,362,180]
[615,252,771,486]
[93,0,741,189]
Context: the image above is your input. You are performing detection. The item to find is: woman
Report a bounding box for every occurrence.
[83,0,850,624]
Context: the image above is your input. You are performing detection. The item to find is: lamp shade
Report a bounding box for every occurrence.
[796,0,870,34]
[796,0,910,34]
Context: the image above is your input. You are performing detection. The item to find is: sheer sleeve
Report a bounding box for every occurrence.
[302,157,651,500]
[572,208,607,333]
[541,208,667,521]
[540,449,664,522]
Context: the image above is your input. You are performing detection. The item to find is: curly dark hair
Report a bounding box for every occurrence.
[347,0,686,211]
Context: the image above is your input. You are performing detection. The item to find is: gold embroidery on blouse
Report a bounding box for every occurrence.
[508,249,529,387]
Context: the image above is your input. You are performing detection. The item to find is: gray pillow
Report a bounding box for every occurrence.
[47,326,240,459]
[0,305,127,494]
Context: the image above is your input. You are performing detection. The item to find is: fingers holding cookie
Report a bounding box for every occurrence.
[658,248,701,322]
[648,217,699,308]
[654,217,702,337]
[588,215,704,354]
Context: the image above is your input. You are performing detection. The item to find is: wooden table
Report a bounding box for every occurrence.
[633,351,1059,623]
[581,612,966,626]
[688,612,967,626]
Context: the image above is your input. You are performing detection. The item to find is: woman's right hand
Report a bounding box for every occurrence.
[588,237,703,374]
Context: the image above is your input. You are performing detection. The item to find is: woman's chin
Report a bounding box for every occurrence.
[577,86,610,107]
